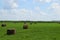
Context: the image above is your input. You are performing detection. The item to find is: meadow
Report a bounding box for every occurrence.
[0,22,60,40]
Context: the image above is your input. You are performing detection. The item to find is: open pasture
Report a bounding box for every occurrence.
[0,22,60,40]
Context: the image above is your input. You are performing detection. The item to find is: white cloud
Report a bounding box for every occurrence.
[34,6,40,11]
[0,8,51,21]
[11,2,18,9]
[48,2,60,9]
[40,11,48,15]
[0,8,31,21]
[22,0,27,2]
[34,6,48,15]
[45,0,52,3]
[4,0,19,9]
[2,0,60,21]
[33,0,52,3]
[48,2,60,15]
[47,2,60,20]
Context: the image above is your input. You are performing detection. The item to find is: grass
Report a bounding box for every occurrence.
[0,22,60,40]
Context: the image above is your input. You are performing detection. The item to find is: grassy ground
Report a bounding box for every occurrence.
[0,22,60,40]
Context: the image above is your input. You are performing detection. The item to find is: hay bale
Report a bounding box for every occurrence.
[7,29,15,35]
[1,23,6,27]
[23,23,28,29]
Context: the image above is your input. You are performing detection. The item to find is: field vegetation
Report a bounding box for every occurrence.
[0,21,60,40]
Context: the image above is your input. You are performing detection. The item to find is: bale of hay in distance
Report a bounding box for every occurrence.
[23,23,28,29]
[1,23,6,27]
[7,29,16,35]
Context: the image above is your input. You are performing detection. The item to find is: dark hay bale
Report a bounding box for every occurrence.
[23,23,28,29]
[1,24,6,27]
[7,29,15,35]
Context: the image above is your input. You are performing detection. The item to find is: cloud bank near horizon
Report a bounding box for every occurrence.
[0,0,60,21]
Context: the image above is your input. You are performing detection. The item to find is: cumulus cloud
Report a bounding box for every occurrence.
[22,0,27,2]
[1,0,60,21]
[0,8,31,21]
[0,7,51,21]
[48,2,60,15]
[11,2,18,9]
[33,0,52,3]
[45,0,52,3]
[34,6,40,11]
[4,0,19,9]
[48,2,60,9]
[47,2,60,20]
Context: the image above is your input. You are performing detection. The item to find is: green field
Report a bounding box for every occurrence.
[0,22,60,40]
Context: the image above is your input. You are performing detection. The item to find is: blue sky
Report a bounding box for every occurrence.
[0,0,60,21]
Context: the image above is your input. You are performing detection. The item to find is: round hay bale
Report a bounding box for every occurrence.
[23,23,28,29]
[1,23,6,27]
[7,29,15,35]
